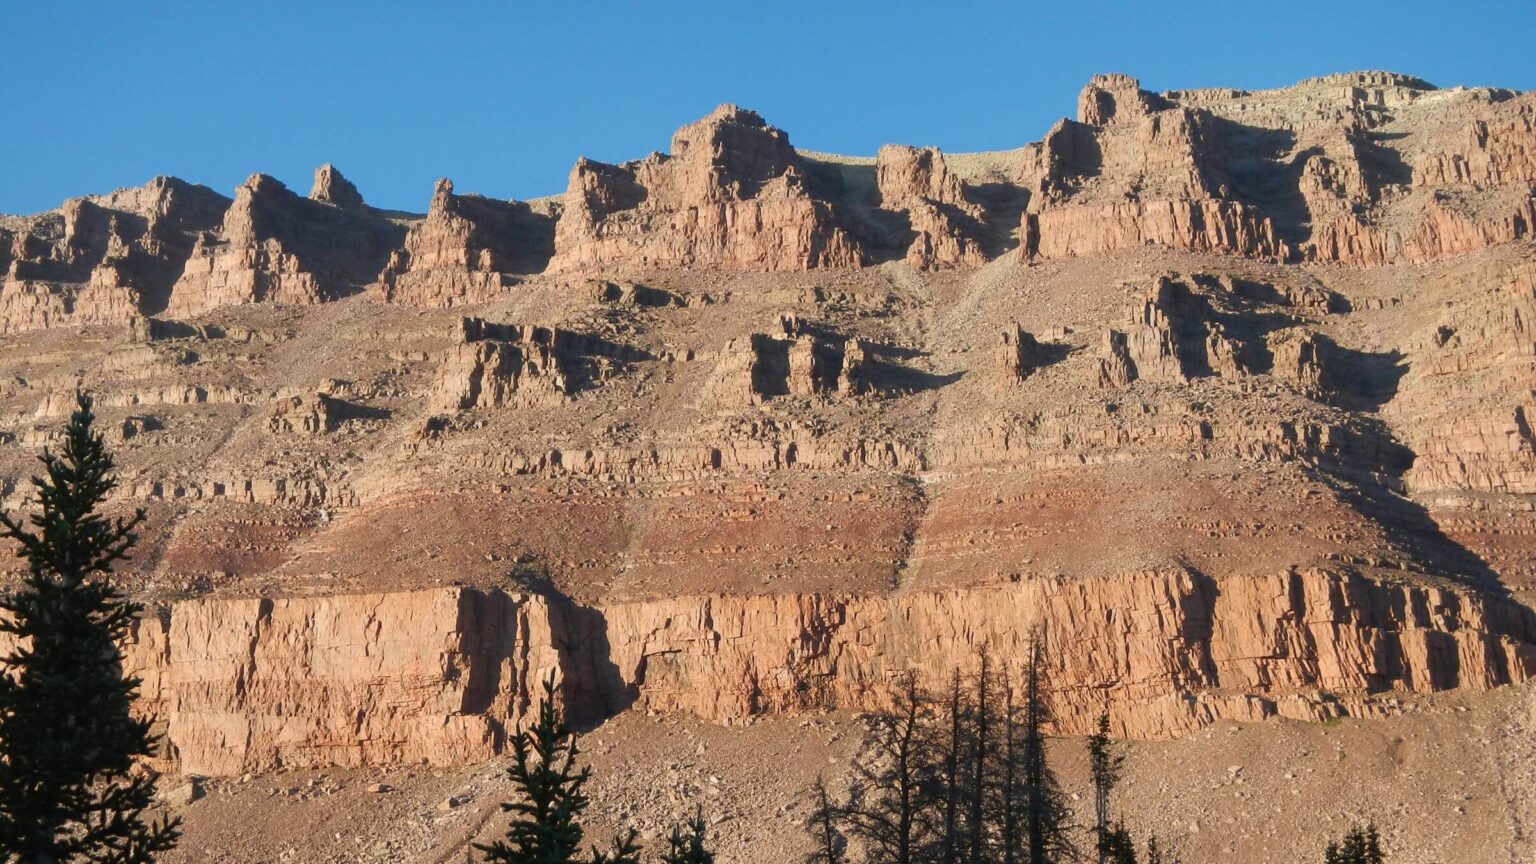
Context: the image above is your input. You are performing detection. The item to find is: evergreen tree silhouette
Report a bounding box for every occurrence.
[477,673,590,864]
[0,392,180,864]
[660,811,713,864]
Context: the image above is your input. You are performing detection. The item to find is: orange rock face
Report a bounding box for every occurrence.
[549,105,864,272]
[168,168,401,317]
[88,567,1536,775]
[373,179,554,306]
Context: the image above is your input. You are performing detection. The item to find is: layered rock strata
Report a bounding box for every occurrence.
[168,167,401,316]
[373,179,554,306]
[104,568,1536,775]
[549,105,864,272]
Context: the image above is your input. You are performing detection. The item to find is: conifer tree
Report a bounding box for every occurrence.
[0,392,181,864]
[804,777,845,864]
[841,674,934,864]
[1324,824,1384,864]
[996,674,1023,864]
[966,654,991,864]
[1087,711,1125,864]
[1019,639,1074,864]
[660,811,713,864]
[1144,836,1172,864]
[477,673,591,864]
[1098,824,1136,864]
[935,669,970,864]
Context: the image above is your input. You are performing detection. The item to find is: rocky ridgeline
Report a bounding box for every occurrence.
[550,105,864,272]
[90,567,1536,776]
[2,72,1532,329]
[373,178,554,306]
[167,168,403,317]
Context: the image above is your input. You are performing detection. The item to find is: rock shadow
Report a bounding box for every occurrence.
[1325,343,1407,411]
[1318,457,1509,596]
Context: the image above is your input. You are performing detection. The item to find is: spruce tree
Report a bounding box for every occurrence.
[804,777,845,864]
[1087,711,1125,864]
[935,669,969,864]
[996,674,1023,864]
[1144,836,1174,864]
[660,811,713,864]
[1098,824,1137,864]
[477,673,591,864]
[0,392,180,864]
[1019,639,1074,864]
[842,674,934,864]
[966,654,990,864]
[1324,824,1384,864]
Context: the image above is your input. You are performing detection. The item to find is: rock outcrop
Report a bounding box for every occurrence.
[1413,92,1536,188]
[0,177,229,331]
[550,105,864,272]
[374,179,555,306]
[874,145,987,269]
[1025,198,1289,261]
[267,392,338,435]
[1097,275,1249,386]
[168,167,401,317]
[700,317,877,409]
[995,324,1043,384]
[1077,73,1167,126]
[430,317,645,412]
[433,319,580,412]
[1392,260,1536,495]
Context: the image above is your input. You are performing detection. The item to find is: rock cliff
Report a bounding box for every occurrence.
[373,179,555,306]
[1,69,1536,793]
[549,105,864,272]
[168,167,403,316]
[92,567,1536,775]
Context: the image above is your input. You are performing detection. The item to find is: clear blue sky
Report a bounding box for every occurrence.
[4,0,1532,215]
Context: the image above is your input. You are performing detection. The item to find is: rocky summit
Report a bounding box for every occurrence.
[3,71,1536,862]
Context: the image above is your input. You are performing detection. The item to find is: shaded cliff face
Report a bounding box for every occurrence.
[1,71,1536,783]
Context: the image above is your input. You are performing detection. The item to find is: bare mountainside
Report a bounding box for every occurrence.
[4,71,1536,862]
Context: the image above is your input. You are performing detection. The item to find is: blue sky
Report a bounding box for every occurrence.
[4,0,1532,215]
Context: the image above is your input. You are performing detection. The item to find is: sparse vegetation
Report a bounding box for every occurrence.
[814,639,1081,864]
[1325,825,1385,864]
[477,674,716,864]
